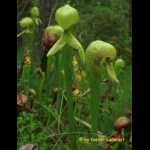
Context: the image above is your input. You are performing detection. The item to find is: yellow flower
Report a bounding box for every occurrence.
[76,73,82,81]
[72,56,78,66]
[73,89,80,96]
[24,56,31,65]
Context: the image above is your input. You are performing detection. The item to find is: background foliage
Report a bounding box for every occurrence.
[55,0,132,63]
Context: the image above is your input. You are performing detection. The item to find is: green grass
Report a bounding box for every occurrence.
[17,59,132,149]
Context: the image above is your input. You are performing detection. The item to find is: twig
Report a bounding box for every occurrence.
[17,30,26,38]
[79,88,91,97]
[74,116,91,129]
[48,0,58,25]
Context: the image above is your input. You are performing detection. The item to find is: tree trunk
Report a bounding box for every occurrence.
[32,0,58,67]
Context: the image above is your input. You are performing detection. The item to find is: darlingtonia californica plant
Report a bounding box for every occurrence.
[17,6,41,75]
[45,5,85,150]
[115,58,125,75]
[17,6,41,38]
[46,4,85,64]
[86,40,119,84]
[19,17,34,31]
[85,40,119,141]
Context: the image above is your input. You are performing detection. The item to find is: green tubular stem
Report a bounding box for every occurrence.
[41,49,48,73]
[87,66,101,130]
[63,45,77,150]
[38,72,45,99]
[57,90,65,134]
[21,64,32,91]
[87,68,101,150]
[55,53,64,132]
[89,78,100,131]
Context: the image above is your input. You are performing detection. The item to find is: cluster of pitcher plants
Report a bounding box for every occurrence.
[17,3,131,150]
